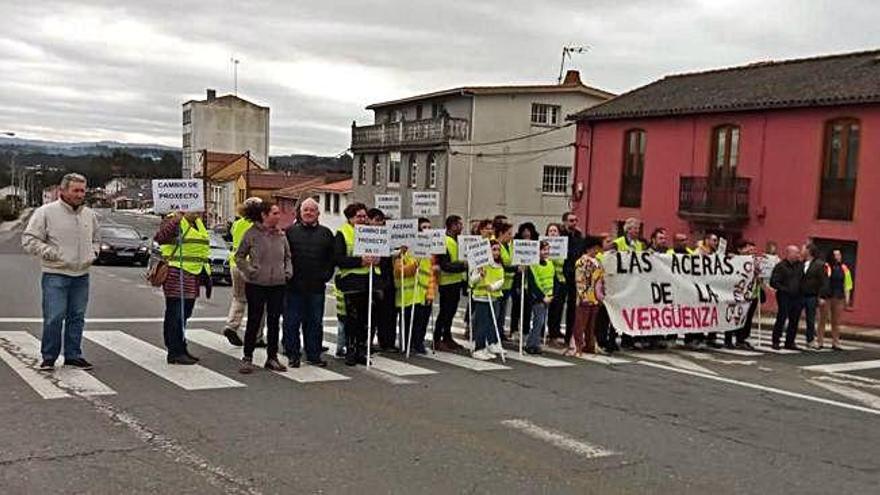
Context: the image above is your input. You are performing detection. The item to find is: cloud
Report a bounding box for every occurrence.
[0,0,877,155]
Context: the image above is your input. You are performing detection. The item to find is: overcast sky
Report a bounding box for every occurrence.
[0,0,877,155]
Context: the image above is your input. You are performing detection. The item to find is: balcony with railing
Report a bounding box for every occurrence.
[351,117,469,150]
[818,178,856,221]
[678,176,751,223]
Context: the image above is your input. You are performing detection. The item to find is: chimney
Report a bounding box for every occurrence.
[562,70,582,86]
[206,89,216,101]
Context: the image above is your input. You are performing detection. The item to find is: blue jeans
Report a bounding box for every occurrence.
[496,290,511,338]
[336,318,346,352]
[163,297,195,357]
[41,273,90,362]
[527,301,548,350]
[803,295,818,343]
[282,290,326,361]
[473,300,499,351]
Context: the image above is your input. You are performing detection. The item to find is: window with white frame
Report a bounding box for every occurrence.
[358,155,367,185]
[332,193,340,213]
[542,166,570,194]
[408,155,419,188]
[388,152,401,186]
[426,153,437,189]
[324,193,331,212]
[531,103,561,125]
[372,156,381,185]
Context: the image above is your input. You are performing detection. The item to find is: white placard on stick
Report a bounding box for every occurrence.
[412,232,432,259]
[539,236,569,260]
[428,228,447,255]
[717,237,728,255]
[152,179,204,214]
[411,191,440,216]
[457,235,484,261]
[354,225,390,257]
[467,240,492,269]
[388,219,418,249]
[512,239,540,266]
[374,194,401,220]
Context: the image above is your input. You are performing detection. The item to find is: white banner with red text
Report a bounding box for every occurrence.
[601,252,758,336]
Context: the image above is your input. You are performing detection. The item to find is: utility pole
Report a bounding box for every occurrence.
[558,46,590,83]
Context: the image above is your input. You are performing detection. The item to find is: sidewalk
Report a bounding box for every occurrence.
[757,316,880,345]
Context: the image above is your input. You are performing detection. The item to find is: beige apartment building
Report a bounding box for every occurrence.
[350,71,614,226]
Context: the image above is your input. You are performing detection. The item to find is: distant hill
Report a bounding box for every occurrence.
[0,137,178,159]
[270,154,352,175]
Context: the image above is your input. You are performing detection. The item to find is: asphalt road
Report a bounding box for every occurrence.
[1,209,879,494]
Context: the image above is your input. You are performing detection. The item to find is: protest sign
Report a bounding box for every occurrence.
[466,240,492,269]
[152,179,204,214]
[412,232,433,258]
[457,235,483,261]
[388,219,418,249]
[428,228,447,255]
[512,239,540,266]
[717,237,728,255]
[374,194,401,219]
[539,236,568,260]
[756,254,780,280]
[600,252,757,336]
[354,225,390,257]
[411,191,440,216]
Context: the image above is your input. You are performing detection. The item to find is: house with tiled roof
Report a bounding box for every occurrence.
[272,178,353,230]
[570,48,880,326]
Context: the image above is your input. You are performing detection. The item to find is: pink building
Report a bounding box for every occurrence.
[571,49,880,326]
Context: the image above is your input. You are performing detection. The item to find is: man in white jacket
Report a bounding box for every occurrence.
[22,173,100,371]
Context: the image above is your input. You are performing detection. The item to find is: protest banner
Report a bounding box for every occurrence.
[412,232,433,259]
[466,240,492,269]
[411,191,440,216]
[457,235,483,261]
[538,236,568,260]
[512,239,540,266]
[388,219,418,249]
[152,179,204,214]
[354,225,390,257]
[428,228,447,255]
[374,194,401,219]
[600,252,757,336]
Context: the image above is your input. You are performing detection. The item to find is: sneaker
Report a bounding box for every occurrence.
[38,359,55,372]
[306,358,328,368]
[472,349,493,360]
[64,358,94,370]
[223,328,243,346]
[288,356,301,368]
[239,358,256,374]
[265,358,287,372]
[487,343,505,355]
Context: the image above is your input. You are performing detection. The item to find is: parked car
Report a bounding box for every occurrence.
[96,226,151,266]
[209,231,232,285]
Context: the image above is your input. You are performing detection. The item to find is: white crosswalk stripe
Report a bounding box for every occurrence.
[322,341,436,377]
[0,331,115,398]
[452,338,574,368]
[187,330,350,383]
[84,331,245,390]
[802,359,880,374]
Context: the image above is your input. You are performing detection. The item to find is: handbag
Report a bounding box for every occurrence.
[143,225,191,287]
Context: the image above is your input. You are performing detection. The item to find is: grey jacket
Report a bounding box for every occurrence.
[235,223,292,286]
[22,200,100,276]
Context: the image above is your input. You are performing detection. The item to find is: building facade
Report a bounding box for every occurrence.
[181,89,270,178]
[350,71,614,226]
[571,49,880,326]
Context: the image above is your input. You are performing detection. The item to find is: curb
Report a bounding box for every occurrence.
[757,316,880,345]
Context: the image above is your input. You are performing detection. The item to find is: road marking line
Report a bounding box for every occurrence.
[638,361,880,417]
[673,350,756,366]
[539,345,632,365]
[0,331,115,397]
[84,331,245,390]
[417,349,511,371]
[322,342,417,384]
[452,338,574,368]
[754,345,800,355]
[501,419,616,459]
[325,341,436,376]
[620,351,719,375]
[802,359,880,374]
[808,379,880,410]
[706,346,765,357]
[187,330,349,383]
[0,339,70,399]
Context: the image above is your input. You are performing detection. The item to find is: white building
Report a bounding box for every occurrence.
[181,89,270,178]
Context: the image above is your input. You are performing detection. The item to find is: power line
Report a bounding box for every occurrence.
[450,122,574,147]
[450,142,574,157]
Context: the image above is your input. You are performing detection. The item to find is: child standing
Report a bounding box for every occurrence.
[470,240,506,360]
[525,241,555,355]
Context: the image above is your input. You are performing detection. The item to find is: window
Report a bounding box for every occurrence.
[426,153,437,189]
[711,125,740,181]
[324,193,331,212]
[416,105,423,120]
[620,129,646,207]
[333,193,340,214]
[238,189,246,204]
[542,166,570,194]
[182,109,191,125]
[819,118,859,220]
[182,132,192,148]
[358,155,367,185]
[408,155,419,188]
[432,103,446,118]
[372,156,381,185]
[388,152,401,186]
[531,103,561,125]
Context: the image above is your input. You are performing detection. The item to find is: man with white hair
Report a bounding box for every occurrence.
[222,197,266,346]
[282,197,336,367]
[22,173,100,371]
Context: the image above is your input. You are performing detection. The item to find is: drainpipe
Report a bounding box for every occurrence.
[465,94,476,223]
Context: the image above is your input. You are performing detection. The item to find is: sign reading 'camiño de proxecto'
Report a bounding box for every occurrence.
[152,179,204,214]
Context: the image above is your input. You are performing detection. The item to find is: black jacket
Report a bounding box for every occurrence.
[801,258,827,297]
[770,259,802,296]
[563,230,584,280]
[285,222,336,293]
[333,230,384,294]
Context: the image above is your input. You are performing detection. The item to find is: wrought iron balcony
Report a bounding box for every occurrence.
[678,176,750,223]
[818,177,856,221]
[351,117,469,151]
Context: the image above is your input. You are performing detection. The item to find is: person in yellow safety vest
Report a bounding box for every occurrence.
[334,202,381,366]
[544,223,567,344]
[470,240,506,360]
[495,221,516,341]
[333,285,347,357]
[223,197,265,347]
[686,232,724,350]
[394,217,438,355]
[524,241,555,355]
[154,211,212,365]
[435,215,467,352]
[612,217,646,253]
[648,227,670,254]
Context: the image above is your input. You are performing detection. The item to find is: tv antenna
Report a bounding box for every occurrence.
[231,57,240,95]
[558,46,590,83]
